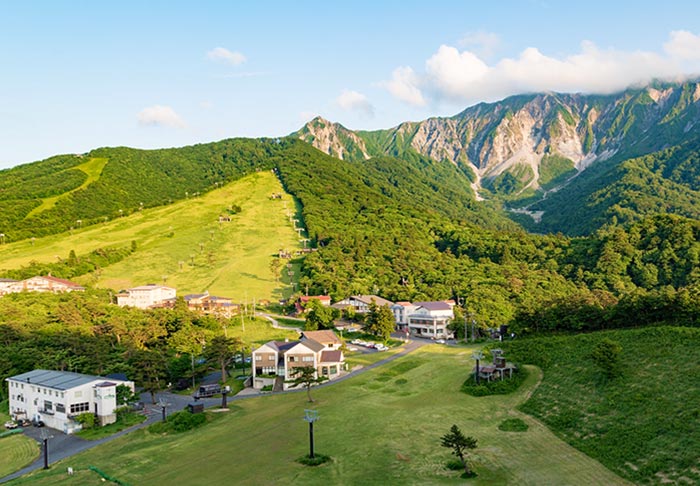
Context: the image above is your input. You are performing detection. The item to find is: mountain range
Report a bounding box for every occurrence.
[295,80,700,235]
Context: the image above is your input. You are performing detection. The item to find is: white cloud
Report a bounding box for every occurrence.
[137,105,186,128]
[378,66,426,106]
[206,47,247,66]
[336,90,375,117]
[664,30,700,61]
[459,30,501,58]
[382,31,700,106]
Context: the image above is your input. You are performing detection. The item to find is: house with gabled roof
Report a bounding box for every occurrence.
[331,295,394,314]
[251,331,345,390]
[181,291,238,317]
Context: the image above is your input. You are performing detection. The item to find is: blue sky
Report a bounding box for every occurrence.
[2,0,700,168]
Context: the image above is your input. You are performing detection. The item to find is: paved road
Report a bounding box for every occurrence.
[0,337,431,483]
[0,392,221,483]
[257,313,302,333]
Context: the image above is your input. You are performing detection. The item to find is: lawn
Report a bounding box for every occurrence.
[0,172,301,301]
[0,434,39,478]
[502,326,700,485]
[12,345,629,485]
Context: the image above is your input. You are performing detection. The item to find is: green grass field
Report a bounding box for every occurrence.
[503,326,700,485]
[13,346,629,485]
[0,434,39,478]
[0,172,301,301]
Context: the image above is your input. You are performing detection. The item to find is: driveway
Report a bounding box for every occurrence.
[1,337,431,483]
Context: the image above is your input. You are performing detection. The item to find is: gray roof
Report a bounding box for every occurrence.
[414,301,453,311]
[6,369,118,391]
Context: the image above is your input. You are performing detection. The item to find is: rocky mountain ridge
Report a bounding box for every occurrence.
[295,81,700,202]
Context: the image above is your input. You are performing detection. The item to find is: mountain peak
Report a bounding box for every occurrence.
[294,117,369,161]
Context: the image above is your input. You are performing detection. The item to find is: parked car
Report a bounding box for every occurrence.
[4,420,18,430]
[32,419,45,427]
[435,339,446,344]
[376,344,388,351]
[19,418,31,427]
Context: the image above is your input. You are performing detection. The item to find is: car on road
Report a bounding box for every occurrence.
[375,344,389,351]
[4,420,18,429]
[435,339,446,344]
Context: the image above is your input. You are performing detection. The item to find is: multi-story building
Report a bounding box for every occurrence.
[395,301,455,339]
[251,331,344,390]
[115,284,176,309]
[5,275,84,294]
[6,369,134,434]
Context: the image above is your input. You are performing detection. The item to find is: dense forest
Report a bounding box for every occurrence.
[1,137,700,397]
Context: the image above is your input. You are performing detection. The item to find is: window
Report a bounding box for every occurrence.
[70,402,90,414]
[288,356,296,362]
[44,400,53,411]
[302,356,314,362]
[74,391,82,398]
[56,403,65,414]
[255,355,262,361]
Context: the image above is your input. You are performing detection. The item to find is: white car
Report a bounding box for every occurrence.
[375,344,388,351]
[435,339,446,344]
[4,421,18,430]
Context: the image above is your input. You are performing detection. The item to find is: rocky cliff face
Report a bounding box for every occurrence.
[295,82,700,200]
[296,117,369,161]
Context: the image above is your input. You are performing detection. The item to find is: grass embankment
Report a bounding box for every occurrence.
[14,346,628,485]
[503,326,700,485]
[0,434,39,477]
[0,172,301,301]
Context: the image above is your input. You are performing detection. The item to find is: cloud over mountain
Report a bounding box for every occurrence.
[382,30,700,106]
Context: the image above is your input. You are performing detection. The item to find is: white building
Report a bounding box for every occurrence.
[397,301,455,339]
[6,276,84,294]
[116,284,176,309]
[391,301,418,326]
[6,369,135,434]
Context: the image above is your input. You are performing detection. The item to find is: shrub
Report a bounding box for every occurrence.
[461,367,527,396]
[498,418,529,432]
[296,454,332,466]
[75,412,96,429]
[148,410,207,434]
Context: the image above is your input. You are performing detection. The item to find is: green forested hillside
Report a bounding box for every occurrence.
[530,136,700,235]
[0,139,279,242]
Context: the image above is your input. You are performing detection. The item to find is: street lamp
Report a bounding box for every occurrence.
[303,409,319,459]
[472,351,484,385]
[40,429,53,469]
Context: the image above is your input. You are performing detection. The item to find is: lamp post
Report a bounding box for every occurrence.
[303,409,319,459]
[40,429,53,469]
[222,386,230,408]
[472,351,484,385]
